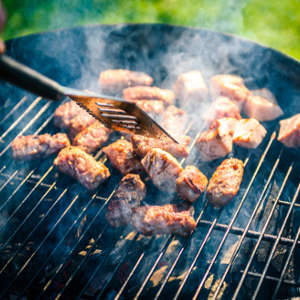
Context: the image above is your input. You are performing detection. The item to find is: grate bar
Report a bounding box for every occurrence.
[0,169,18,194]
[0,96,27,126]
[272,226,300,300]
[0,97,42,139]
[232,164,294,299]
[211,153,282,300]
[189,133,276,300]
[252,182,300,299]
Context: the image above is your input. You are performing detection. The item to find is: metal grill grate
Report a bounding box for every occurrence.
[0,89,299,300]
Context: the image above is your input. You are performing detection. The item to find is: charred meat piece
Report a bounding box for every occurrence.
[103,139,144,175]
[54,146,110,190]
[99,69,153,93]
[54,101,84,129]
[132,204,196,236]
[174,70,208,106]
[244,95,283,121]
[131,134,189,158]
[68,113,96,139]
[210,74,250,108]
[134,100,165,119]
[196,118,238,161]
[141,148,183,192]
[73,122,111,153]
[176,165,208,203]
[106,174,146,227]
[233,118,266,148]
[123,86,175,105]
[205,97,241,124]
[207,158,244,207]
[278,113,300,148]
[12,133,70,160]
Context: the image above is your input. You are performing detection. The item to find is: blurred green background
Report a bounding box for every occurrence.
[2,0,300,59]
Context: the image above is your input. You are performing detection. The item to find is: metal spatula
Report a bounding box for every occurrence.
[0,55,178,143]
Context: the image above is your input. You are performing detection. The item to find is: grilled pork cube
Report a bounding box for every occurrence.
[123,86,175,105]
[233,118,266,148]
[68,113,96,139]
[205,97,241,124]
[174,70,208,106]
[176,165,208,203]
[131,134,189,158]
[106,174,146,227]
[132,204,196,236]
[252,88,277,103]
[207,158,244,207]
[54,146,110,190]
[73,122,111,153]
[54,101,83,129]
[141,148,183,192]
[196,118,238,161]
[244,95,283,121]
[103,139,143,175]
[99,69,153,93]
[135,100,165,119]
[12,133,70,160]
[210,74,250,108]
[162,105,188,139]
[278,113,300,148]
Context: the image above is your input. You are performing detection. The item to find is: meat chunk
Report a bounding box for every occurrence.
[174,70,208,106]
[54,146,110,190]
[205,97,241,124]
[161,105,188,140]
[12,133,70,160]
[278,113,300,148]
[103,139,143,175]
[99,69,153,93]
[106,174,146,227]
[196,118,238,161]
[210,74,250,108]
[176,165,208,203]
[68,113,96,139]
[132,204,196,236]
[244,95,283,121]
[131,134,189,158]
[141,148,183,192]
[252,88,277,103]
[134,100,165,119]
[73,122,111,153]
[54,101,83,129]
[123,86,175,105]
[233,118,266,148]
[206,158,244,207]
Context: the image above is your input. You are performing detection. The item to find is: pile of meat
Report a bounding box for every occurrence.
[12,67,295,237]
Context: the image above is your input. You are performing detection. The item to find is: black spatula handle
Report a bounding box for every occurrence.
[0,54,65,101]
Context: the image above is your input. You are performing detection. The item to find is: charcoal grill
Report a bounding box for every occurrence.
[0,24,299,300]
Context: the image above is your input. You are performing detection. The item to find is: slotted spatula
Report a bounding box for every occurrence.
[0,55,178,143]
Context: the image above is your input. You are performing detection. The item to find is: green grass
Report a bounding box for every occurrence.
[2,0,300,59]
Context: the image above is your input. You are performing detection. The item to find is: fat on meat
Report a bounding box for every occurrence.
[12,133,70,160]
[106,174,146,227]
[207,158,244,207]
[54,146,110,190]
[132,204,196,236]
[278,113,300,148]
[141,148,183,192]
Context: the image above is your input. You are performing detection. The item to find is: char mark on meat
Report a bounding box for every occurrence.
[176,165,208,203]
[206,158,244,207]
[54,146,110,190]
[103,139,144,175]
[106,174,146,227]
[141,148,182,193]
[12,133,70,160]
[132,204,196,236]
